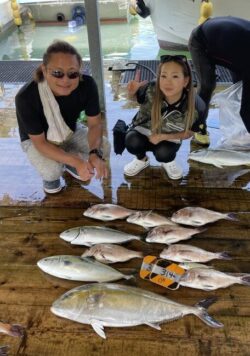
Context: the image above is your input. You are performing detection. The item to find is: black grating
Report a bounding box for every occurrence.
[119,60,233,85]
[0,60,233,85]
[0,60,91,83]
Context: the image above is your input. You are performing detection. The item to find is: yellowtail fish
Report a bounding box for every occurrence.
[160,244,231,263]
[51,283,223,339]
[81,244,143,264]
[127,211,176,228]
[146,225,205,244]
[189,148,250,168]
[171,207,237,226]
[37,256,133,282]
[60,226,141,246]
[83,204,135,221]
[179,268,250,291]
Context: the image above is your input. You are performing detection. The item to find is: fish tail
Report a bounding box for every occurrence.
[218,251,232,260]
[194,297,224,329]
[196,227,207,234]
[225,213,238,221]
[240,275,250,286]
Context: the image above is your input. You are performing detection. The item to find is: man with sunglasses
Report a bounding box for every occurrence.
[15,40,109,194]
[189,16,250,145]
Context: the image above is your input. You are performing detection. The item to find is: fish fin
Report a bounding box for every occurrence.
[80,251,89,258]
[218,251,232,260]
[196,227,207,234]
[145,322,161,331]
[240,275,250,285]
[194,297,223,328]
[213,163,224,168]
[191,220,203,226]
[225,213,238,221]
[91,320,106,339]
[123,274,135,280]
[226,273,250,285]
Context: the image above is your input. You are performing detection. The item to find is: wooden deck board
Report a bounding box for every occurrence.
[0,79,250,355]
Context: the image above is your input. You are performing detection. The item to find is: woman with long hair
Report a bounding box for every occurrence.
[124,55,206,180]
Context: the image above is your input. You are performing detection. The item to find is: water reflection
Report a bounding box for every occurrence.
[0,17,162,60]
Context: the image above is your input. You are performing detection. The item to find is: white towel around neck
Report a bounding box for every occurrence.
[38,80,73,145]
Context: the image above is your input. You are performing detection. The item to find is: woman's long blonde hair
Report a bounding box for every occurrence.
[151,57,195,133]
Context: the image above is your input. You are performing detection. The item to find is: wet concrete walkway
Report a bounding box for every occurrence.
[0,68,250,355]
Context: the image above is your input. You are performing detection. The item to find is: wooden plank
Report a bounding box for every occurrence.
[0,206,249,233]
[0,303,249,356]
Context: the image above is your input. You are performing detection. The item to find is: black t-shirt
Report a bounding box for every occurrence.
[15,75,100,142]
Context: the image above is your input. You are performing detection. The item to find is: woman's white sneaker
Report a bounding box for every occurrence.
[162,160,183,180]
[124,157,150,176]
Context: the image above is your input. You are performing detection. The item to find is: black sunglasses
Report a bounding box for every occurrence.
[160,55,188,63]
[49,70,80,80]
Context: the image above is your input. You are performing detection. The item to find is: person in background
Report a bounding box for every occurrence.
[123,55,206,180]
[189,16,250,145]
[15,40,109,194]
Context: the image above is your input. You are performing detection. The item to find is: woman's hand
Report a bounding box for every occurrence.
[148,133,164,145]
[149,131,194,144]
[127,70,148,97]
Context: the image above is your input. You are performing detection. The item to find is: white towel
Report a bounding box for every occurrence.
[38,80,73,145]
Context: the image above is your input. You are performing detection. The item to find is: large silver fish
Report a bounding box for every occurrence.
[127,211,175,228]
[37,256,133,282]
[160,244,231,263]
[0,321,24,337]
[179,268,250,291]
[81,244,143,264]
[146,225,205,244]
[83,204,134,221]
[60,226,141,246]
[189,148,250,168]
[51,283,223,339]
[171,207,236,226]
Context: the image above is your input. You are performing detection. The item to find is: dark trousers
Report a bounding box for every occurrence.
[188,28,216,122]
[189,28,250,132]
[125,130,181,162]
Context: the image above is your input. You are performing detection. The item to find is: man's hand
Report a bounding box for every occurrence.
[88,155,108,180]
[75,160,95,181]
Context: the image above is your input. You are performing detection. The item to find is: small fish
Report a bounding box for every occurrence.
[51,283,223,339]
[127,211,175,228]
[60,226,141,246]
[37,255,133,282]
[160,244,231,263]
[146,225,205,244]
[0,321,24,337]
[189,148,250,168]
[179,268,250,291]
[171,207,237,226]
[83,204,134,221]
[81,244,143,264]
